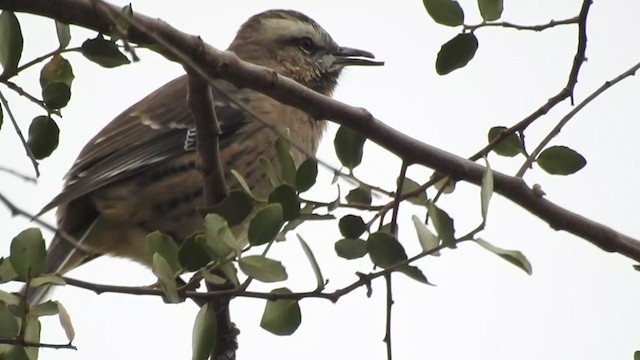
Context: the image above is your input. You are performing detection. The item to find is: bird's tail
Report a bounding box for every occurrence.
[21,218,101,306]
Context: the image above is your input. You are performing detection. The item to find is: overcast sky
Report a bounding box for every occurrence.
[1,1,640,359]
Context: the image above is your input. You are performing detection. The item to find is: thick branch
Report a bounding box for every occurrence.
[4,0,640,262]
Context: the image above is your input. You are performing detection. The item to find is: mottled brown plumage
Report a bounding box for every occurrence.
[28,9,382,305]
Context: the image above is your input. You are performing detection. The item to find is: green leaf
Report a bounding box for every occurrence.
[260,288,301,336]
[230,169,254,197]
[295,158,317,192]
[423,0,464,26]
[55,21,71,49]
[258,156,281,188]
[29,300,59,317]
[146,231,181,274]
[298,235,324,291]
[239,255,288,283]
[268,185,300,221]
[275,136,297,186]
[0,102,3,131]
[178,235,212,272]
[0,303,19,338]
[29,275,66,289]
[536,145,586,175]
[436,33,479,75]
[396,264,433,285]
[399,177,428,205]
[248,204,284,246]
[475,238,532,275]
[338,215,366,239]
[80,37,130,68]
[10,228,46,280]
[0,289,20,305]
[40,54,74,87]
[151,253,181,303]
[635,351,640,360]
[56,301,75,343]
[480,157,494,222]
[1,346,29,360]
[345,187,372,205]
[203,214,235,258]
[478,0,503,21]
[334,238,368,260]
[366,232,407,268]
[334,125,366,170]
[206,190,254,226]
[23,315,41,360]
[487,126,522,157]
[411,215,440,255]
[0,257,17,283]
[27,115,60,160]
[0,11,23,77]
[191,304,217,360]
[427,202,456,247]
[42,82,71,109]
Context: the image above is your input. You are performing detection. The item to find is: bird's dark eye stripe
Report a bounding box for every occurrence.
[296,36,316,53]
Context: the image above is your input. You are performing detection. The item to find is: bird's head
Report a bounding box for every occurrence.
[229,10,383,95]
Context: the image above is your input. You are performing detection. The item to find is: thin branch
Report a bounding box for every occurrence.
[516,60,640,177]
[4,0,640,262]
[383,273,393,360]
[0,91,39,177]
[0,192,94,254]
[1,80,56,115]
[0,165,37,183]
[464,16,579,33]
[0,338,77,350]
[0,47,81,82]
[389,162,408,236]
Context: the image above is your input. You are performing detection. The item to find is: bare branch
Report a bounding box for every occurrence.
[3,0,640,262]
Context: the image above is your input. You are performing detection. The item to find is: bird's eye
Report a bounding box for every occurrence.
[297,37,316,53]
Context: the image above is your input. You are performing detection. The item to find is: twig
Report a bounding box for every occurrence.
[0,338,77,350]
[516,60,640,177]
[0,165,37,183]
[383,273,393,360]
[464,17,579,33]
[0,92,40,177]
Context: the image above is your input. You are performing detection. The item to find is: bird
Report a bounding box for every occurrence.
[23,8,382,356]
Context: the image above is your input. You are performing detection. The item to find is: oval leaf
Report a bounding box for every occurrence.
[338,215,366,239]
[478,0,503,21]
[396,264,433,285]
[151,253,180,303]
[27,115,60,160]
[81,37,130,68]
[295,158,317,193]
[334,238,368,260]
[423,0,464,26]
[411,215,440,256]
[146,231,181,274]
[0,11,23,77]
[536,145,586,175]
[487,126,522,157]
[346,187,372,205]
[475,238,532,275]
[298,235,324,291]
[268,185,300,221]
[367,232,408,268]
[436,33,479,75]
[191,303,217,360]
[427,202,456,247]
[55,21,71,49]
[275,136,297,186]
[10,228,46,280]
[260,288,301,336]
[248,204,284,246]
[334,125,366,170]
[480,157,494,222]
[56,301,75,343]
[239,255,288,283]
[178,235,212,272]
[0,303,19,338]
[206,190,254,227]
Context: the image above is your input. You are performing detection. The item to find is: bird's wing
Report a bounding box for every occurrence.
[40,75,251,214]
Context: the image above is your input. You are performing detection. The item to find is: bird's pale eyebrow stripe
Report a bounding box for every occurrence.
[263,18,319,40]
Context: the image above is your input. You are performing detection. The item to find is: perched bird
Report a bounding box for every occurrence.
[26,10,382,304]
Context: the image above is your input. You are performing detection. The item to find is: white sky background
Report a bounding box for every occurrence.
[1,0,640,359]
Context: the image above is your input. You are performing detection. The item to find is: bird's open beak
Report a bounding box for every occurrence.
[332,46,385,66]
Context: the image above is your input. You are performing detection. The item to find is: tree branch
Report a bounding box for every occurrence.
[3,0,640,262]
